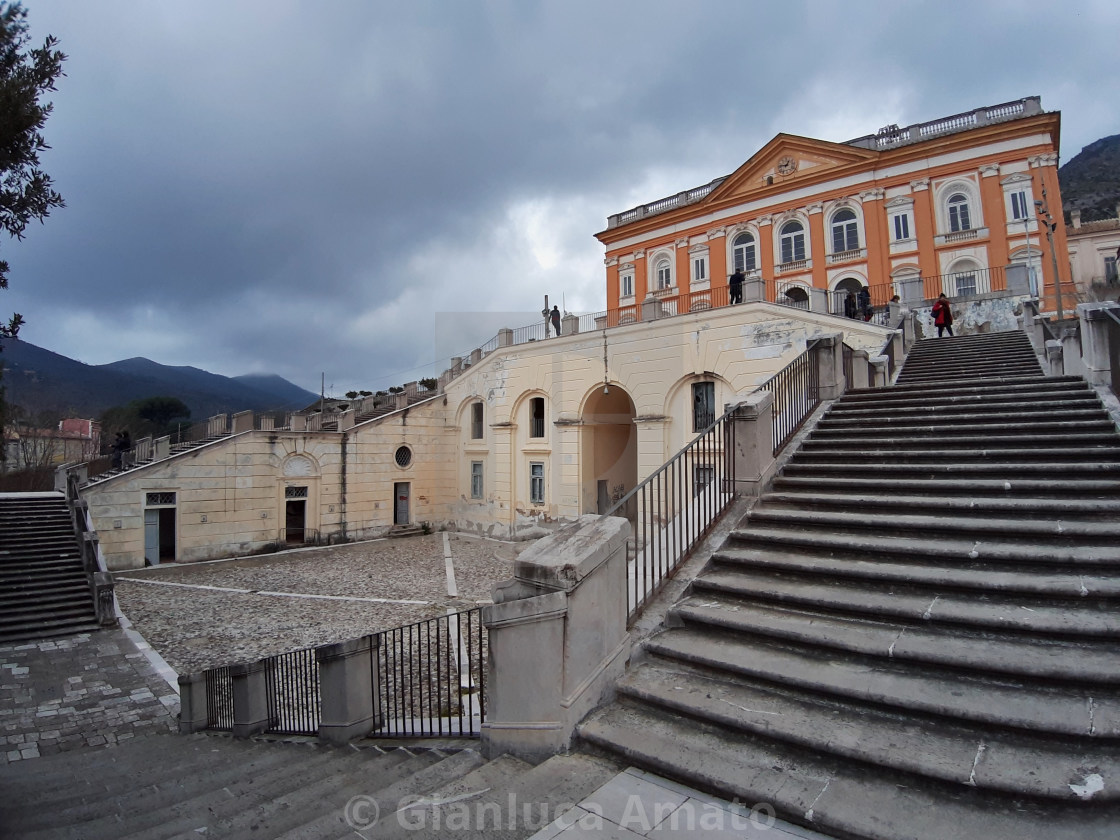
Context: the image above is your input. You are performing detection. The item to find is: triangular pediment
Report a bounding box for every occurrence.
[707,134,880,203]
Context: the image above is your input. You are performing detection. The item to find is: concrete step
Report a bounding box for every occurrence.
[615,661,1120,801]
[801,432,1120,450]
[842,375,1084,401]
[760,489,1120,518]
[643,627,1118,737]
[780,459,1120,480]
[812,414,1115,434]
[710,544,1120,599]
[673,594,1120,685]
[694,567,1120,636]
[726,524,1120,568]
[822,398,1104,421]
[771,473,1120,498]
[579,702,1120,840]
[790,445,1120,463]
[742,507,1120,544]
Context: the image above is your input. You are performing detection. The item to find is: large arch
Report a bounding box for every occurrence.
[580,384,637,516]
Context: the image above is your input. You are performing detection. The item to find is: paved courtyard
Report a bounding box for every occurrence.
[113,532,525,673]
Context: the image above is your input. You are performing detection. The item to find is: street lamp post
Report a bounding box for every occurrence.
[1034,187,1064,321]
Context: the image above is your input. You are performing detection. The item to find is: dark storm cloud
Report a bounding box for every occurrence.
[3,0,1117,394]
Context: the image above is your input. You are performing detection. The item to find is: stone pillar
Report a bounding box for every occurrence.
[153,436,170,460]
[743,275,765,303]
[232,411,254,433]
[562,313,578,336]
[888,300,902,326]
[498,328,513,348]
[470,349,482,365]
[815,333,845,399]
[338,409,355,431]
[394,392,408,410]
[230,661,270,738]
[291,414,307,432]
[641,295,661,322]
[1060,327,1085,378]
[809,287,828,314]
[898,274,923,306]
[1076,302,1120,387]
[178,672,210,734]
[1045,340,1064,376]
[482,515,629,762]
[728,391,776,496]
[850,349,871,389]
[451,357,463,375]
[870,356,889,387]
[317,635,379,745]
[901,310,916,351]
[93,571,116,627]
[890,330,904,367]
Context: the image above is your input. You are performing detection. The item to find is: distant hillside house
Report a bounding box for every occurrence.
[71,96,1067,569]
[3,418,100,473]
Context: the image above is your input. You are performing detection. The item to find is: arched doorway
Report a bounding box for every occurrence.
[580,385,637,516]
[831,276,864,315]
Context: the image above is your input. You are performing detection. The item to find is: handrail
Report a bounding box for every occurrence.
[604,340,827,624]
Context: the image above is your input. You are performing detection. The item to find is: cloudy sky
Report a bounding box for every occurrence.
[4,0,1118,397]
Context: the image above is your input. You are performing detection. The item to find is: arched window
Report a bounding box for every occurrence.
[732,232,756,272]
[948,193,972,232]
[949,260,980,296]
[655,257,673,289]
[780,221,805,263]
[831,209,859,253]
[470,402,484,440]
[529,397,545,439]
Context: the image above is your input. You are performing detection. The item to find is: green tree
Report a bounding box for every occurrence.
[99,397,192,443]
[0,2,66,463]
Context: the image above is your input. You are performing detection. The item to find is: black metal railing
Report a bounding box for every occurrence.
[607,340,827,625]
[264,648,321,735]
[758,341,822,455]
[606,406,737,626]
[205,667,234,731]
[373,607,485,738]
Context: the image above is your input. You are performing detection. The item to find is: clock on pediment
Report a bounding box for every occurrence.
[777,155,798,176]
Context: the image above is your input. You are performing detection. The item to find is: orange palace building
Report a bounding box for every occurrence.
[596,96,1070,319]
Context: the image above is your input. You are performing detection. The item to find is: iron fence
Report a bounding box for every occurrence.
[205,667,234,731]
[607,340,825,625]
[373,607,485,738]
[758,341,822,455]
[263,647,321,735]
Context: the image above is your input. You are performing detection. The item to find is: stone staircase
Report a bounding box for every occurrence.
[579,331,1120,839]
[0,732,621,839]
[0,492,98,643]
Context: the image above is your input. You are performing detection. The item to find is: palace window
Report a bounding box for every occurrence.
[1106,256,1117,283]
[529,462,545,505]
[529,397,545,439]
[692,381,715,432]
[1010,190,1030,221]
[655,257,673,289]
[892,212,911,241]
[830,209,859,253]
[692,255,707,283]
[732,232,756,272]
[620,273,634,297]
[470,402,484,440]
[470,462,484,499]
[693,464,715,496]
[947,193,972,232]
[779,221,806,263]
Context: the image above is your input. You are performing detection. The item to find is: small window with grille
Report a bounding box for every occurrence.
[395,445,413,468]
[145,492,176,506]
[285,486,309,499]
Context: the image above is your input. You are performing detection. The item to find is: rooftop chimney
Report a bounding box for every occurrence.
[1071,209,1082,229]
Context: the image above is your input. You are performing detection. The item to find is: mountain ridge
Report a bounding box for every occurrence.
[0,338,318,421]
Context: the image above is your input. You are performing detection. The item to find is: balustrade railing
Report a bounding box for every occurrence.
[921,266,1004,301]
[264,648,321,735]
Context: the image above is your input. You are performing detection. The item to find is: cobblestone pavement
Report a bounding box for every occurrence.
[0,630,179,766]
[113,533,525,674]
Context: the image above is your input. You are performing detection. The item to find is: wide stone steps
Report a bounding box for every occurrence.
[581,331,1120,839]
[580,704,1120,840]
[0,730,623,840]
[613,662,1120,800]
[0,493,97,642]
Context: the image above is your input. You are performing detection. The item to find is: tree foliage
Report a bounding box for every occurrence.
[99,396,191,443]
[0,2,65,463]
